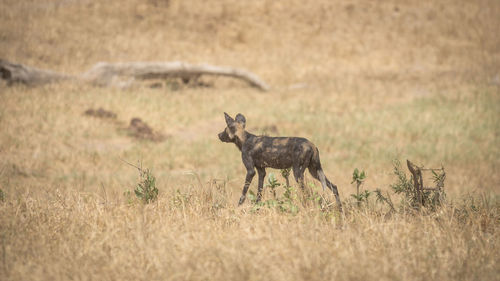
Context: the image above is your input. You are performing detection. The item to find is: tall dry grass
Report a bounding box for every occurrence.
[1,179,498,281]
[0,0,499,280]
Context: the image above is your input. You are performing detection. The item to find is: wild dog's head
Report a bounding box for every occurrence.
[218,112,246,143]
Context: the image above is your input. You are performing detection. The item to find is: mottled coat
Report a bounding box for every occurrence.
[218,113,342,210]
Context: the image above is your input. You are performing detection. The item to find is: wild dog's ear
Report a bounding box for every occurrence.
[235,113,246,128]
[224,112,235,126]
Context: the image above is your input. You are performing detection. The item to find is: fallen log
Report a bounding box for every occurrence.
[0,59,74,86]
[82,61,270,91]
[0,59,269,91]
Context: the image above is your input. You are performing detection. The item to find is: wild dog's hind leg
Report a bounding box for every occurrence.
[292,164,302,187]
[324,176,342,211]
[309,167,343,211]
[256,167,266,203]
[308,168,327,191]
[292,150,312,190]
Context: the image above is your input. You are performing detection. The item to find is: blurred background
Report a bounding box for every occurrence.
[2,0,499,85]
[1,0,499,197]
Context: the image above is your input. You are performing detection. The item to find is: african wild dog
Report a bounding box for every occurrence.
[218,112,342,210]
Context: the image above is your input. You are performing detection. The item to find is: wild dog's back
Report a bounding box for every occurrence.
[243,135,316,169]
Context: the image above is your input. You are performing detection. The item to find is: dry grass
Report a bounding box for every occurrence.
[1,185,499,281]
[0,0,499,280]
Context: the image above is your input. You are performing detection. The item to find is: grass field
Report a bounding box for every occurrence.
[1,0,499,280]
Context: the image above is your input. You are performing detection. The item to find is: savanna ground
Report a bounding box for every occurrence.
[0,0,499,280]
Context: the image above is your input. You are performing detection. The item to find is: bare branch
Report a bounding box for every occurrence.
[119,157,141,171]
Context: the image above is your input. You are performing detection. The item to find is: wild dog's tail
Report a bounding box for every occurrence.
[309,147,343,211]
[310,147,326,190]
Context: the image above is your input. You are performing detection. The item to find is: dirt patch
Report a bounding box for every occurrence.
[84,108,117,119]
[84,108,166,142]
[127,118,166,142]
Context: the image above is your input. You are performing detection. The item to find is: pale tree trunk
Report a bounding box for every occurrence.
[0,59,74,86]
[0,59,269,91]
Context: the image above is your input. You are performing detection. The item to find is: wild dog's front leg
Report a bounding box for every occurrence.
[239,168,256,205]
[256,167,266,203]
[239,155,256,206]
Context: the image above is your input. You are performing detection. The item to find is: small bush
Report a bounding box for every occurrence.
[389,159,446,211]
[122,159,159,204]
[134,167,158,204]
[351,168,369,206]
[390,159,414,198]
[249,174,299,215]
[266,173,280,199]
[281,168,291,187]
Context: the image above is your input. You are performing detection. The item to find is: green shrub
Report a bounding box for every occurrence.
[267,173,280,199]
[389,159,446,211]
[122,159,159,204]
[249,173,299,215]
[134,167,158,204]
[351,168,370,206]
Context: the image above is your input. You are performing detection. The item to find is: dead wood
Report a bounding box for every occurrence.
[407,160,424,207]
[82,61,270,91]
[406,160,446,208]
[0,59,74,86]
[0,59,269,91]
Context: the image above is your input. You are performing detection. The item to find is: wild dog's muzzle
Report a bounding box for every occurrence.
[218,131,231,142]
